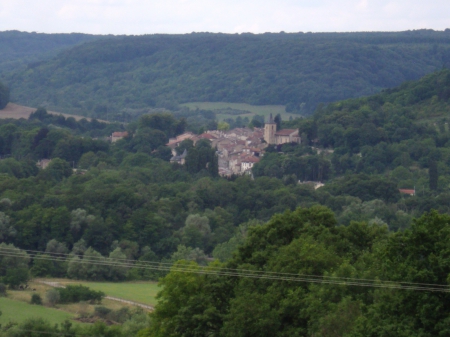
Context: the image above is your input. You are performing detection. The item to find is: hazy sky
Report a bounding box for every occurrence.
[0,0,449,35]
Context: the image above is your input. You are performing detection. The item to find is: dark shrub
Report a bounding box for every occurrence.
[94,306,111,318]
[58,285,105,304]
[31,293,43,305]
[108,307,131,323]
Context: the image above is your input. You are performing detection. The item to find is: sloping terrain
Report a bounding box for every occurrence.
[4,30,450,118]
[0,30,102,74]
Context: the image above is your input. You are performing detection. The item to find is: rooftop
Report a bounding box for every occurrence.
[275,129,298,136]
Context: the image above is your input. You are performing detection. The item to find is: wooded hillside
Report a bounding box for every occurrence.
[3,30,450,117]
[0,31,100,74]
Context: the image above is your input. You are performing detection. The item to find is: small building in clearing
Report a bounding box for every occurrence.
[111,131,128,142]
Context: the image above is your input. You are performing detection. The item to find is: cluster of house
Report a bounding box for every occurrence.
[103,114,301,176]
[166,114,301,176]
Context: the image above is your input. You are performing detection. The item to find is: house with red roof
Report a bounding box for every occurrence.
[111,131,128,142]
[399,189,415,196]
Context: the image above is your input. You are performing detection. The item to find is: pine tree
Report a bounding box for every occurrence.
[274,114,282,131]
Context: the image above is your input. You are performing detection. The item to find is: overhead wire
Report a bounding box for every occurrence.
[0,247,449,293]
[1,246,446,287]
[1,247,449,291]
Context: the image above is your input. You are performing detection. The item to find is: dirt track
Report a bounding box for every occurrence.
[0,103,107,122]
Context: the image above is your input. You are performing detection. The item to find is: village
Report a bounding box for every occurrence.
[166,114,301,176]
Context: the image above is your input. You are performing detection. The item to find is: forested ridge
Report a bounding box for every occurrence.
[3,30,450,118]
[257,69,450,191]
[0,31,101,74]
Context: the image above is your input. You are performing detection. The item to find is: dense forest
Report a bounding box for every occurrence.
[1,70,450,282]
[3,30,450,118]
[256,69,450,193]
[142,207,450,337]
[0,31,101,74]
[2,56,450,335]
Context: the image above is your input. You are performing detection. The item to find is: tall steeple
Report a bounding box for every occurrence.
[264,113,277,144]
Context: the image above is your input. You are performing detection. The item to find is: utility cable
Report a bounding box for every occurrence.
[1,246,448,289]
[1,248,450,292]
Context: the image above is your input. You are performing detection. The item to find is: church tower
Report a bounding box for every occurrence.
[264,113,277,144]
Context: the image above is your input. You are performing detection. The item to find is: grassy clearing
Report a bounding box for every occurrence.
[181,102,300,121]
[0,297,74,326]
[57,280,160,306]
[3,279,140,326]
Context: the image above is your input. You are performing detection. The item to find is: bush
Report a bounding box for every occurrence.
[30,294,42,305]
[58,285,105,304]
[0,283,6,296]
[108,307,131,323]
[45,288,60,306]
[3,268,29,289]
[94,306,111,318]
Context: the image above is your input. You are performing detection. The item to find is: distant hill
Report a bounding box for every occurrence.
[4,30,450,118]
[0,30,102,74]
[288,68,450,151]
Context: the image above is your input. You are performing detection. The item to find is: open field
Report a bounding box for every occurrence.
[2,280,141,326]
[55,280,160,306]
[0,297,74,325]
[180,102,301,121]
[0,103,107,122]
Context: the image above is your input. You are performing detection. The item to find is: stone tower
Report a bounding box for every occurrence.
[264,113,276,144]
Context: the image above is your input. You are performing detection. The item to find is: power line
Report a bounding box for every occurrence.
[1,248,449,292]
[1,248,449,293]
[1,246,447,288]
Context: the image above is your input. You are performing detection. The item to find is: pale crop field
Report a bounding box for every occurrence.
[180,102,301,121]
[0,103,106,122]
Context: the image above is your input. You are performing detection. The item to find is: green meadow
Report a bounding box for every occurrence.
[180,102,300,121]
[59,281,160,306]
[0,297,74,325]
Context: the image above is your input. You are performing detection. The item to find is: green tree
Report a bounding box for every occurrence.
[132,127,168,154]
[67,247,108,281]
[3,267,29,289]
[179,214,211,250]
[139,113,180,138]
[41,158,73,181]
[147,260,227,337]
[0,243,29,280]
[170,245,208,265]
[274,113,282,131]
[351,210,450,336]
[217,121,230,131]
[108,247,129,281]
[0,211,16,241]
